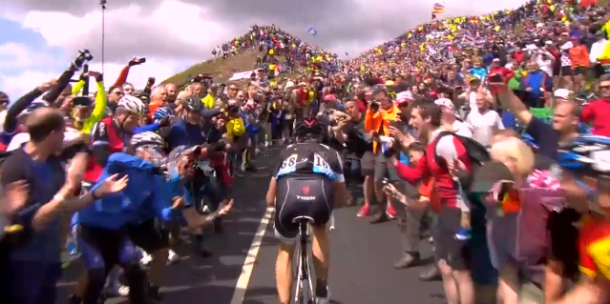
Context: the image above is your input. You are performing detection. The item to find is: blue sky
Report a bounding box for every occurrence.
[0,18,67,100]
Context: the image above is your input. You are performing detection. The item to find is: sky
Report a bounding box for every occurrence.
[0,0,529,99]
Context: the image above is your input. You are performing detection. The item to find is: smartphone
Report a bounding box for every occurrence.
[137,57,147,64]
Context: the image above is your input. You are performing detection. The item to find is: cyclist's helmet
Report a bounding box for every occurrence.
[117,95,146,116]
[130,131,167,168]
[130,131,165,147]
[153,106,174,122]
[558,135,610,178]
[294,118,325,139]
[183,96,203,112]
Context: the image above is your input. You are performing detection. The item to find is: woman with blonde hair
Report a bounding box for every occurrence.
[473,137,564,304]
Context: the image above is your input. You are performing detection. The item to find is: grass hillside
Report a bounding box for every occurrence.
[161,49,261,86]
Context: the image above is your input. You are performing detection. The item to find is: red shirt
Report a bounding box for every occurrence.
[581,98,610,136]
[395,132,471,208]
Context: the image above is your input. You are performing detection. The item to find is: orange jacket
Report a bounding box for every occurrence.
[569,45,590,68]
[364,104,401,153]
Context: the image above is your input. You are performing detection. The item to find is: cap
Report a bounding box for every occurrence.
[554,88,572,100]
[395,91,414,105]
[492,58,500,62]
[168,145,201,162]
[434,98,454,109]
[471,161,515,193]
[468,75,481,82]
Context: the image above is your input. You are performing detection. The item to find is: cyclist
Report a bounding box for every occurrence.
[76,131,205,304]
[554,135,610,304]
[86,95,146,183]
[265,117,349,304]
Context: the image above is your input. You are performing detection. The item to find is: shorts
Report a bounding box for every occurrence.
[560,66,573,76]
[274,177,334,243]
[78,225,140,270]
[434,206,470,270]
[127,219,169,254]
[573,66,586,76]
[361,151,376,176]
[374,153,400,182]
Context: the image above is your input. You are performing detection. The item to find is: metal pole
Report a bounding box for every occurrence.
[100,0,107,75]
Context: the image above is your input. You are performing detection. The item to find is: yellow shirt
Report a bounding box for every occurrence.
[201,94,215,109]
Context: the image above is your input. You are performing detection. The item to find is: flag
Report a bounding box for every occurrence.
[432,3,445,14]
[307,25,318,36]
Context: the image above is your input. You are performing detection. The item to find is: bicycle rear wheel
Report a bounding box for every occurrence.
[293,221,315,304]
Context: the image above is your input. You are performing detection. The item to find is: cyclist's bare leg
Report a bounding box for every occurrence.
[311,225,330,289]
[276,241,296,304]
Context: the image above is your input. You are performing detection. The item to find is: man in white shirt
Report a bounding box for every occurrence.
[466,92,504,147]
[434,98,473,138]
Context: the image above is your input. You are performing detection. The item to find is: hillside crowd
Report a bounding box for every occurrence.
[1,0,610,303]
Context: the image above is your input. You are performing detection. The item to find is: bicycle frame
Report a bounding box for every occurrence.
[294,220,315,304]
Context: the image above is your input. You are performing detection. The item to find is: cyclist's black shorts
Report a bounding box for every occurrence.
[274,176,334,243]
[126,219,169,254]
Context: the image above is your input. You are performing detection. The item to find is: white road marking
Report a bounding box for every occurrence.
[229,206,274,304]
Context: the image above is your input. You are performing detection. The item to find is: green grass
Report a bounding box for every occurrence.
[161,49,261,86]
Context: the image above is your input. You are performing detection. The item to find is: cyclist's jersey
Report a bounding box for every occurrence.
[273,142,345,182]
[579,217,610,284]
[84,116,130,182]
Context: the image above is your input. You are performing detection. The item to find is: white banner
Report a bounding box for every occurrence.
[228,70,255,81]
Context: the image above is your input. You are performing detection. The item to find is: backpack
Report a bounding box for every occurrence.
[433,131,491,188]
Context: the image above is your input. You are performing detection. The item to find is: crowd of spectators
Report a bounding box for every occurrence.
[1,0,610,303]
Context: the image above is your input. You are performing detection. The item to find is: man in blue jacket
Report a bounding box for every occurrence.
[76,132,231,304]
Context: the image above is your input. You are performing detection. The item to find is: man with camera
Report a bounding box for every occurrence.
[332,100,369,206]
[361,86,401,223]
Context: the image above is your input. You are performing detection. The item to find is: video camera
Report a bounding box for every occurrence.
[71,49,93,70]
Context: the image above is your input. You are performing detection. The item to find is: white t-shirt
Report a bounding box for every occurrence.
[451,120,474,138]
[466,109,504,147]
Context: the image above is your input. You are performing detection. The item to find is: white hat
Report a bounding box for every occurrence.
[553,88,571,100]
[434,98,454,109]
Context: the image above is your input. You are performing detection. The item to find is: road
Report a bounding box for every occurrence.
[58,151,496,304]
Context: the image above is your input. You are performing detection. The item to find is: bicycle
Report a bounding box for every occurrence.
[292,216,316,304]
[292,214,335,304]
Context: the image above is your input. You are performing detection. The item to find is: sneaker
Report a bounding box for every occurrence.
[357,204,370,217]
[455,227,472,241]
[167,249,180,264]
[315,284,330,304]
[140,252,153,266]
[386,203,397,219]
[117,285,130,297]
[103,284,129,298]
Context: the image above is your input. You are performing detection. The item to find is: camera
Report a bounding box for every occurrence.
[78,49,93,62]
[72,49,93,70]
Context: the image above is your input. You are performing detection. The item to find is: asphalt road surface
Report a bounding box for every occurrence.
[57,150,496,304]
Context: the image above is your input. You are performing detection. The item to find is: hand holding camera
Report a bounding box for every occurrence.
[71,49,93,70]
[128,57,146,66]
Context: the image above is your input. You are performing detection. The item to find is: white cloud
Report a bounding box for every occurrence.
[18,0,236,62]
[0,70,57,100]
[0,42,60,70]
